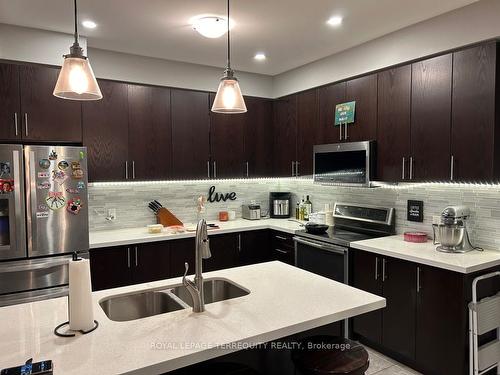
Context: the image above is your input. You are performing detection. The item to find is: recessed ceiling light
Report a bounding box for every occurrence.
[191,16,233,38]
[81,20,97,29]
[254,53,266,61]
[327,16,343,27]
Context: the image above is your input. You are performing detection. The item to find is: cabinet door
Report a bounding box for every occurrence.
[171,89,210,179]
[271,231,295,265]
[345,74,377,142]
[351,250,383,345]
[239,230,271,266]
[128,85,172,180]
[89,247,132,291]
[452,43,496,181]
[273,95,297,176]
[170,238,196,277]
[411,54,452,180]
[20,65,82,142]
[132,242,171,284]
[377,66,411,182]
[83,80,129,182]
[416,265,465,375]
[381,257,417,360]
[244,97,273,177]
[209,93,246,178]
[296,89,319,177]
[0,63,21,141]
[318,82,346,144]
[204,233,239,272]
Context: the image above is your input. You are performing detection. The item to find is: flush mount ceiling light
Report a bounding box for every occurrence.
[211,0,246,114]
[254,53,266,61]
[53,0,102,101]
[192,16,231,38]
[81,19,97,29]
[327,15,343,27]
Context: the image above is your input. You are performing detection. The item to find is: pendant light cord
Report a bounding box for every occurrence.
[226,0,231,70]
[73,0,79,45]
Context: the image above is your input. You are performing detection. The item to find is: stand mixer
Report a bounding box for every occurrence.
[432,206,475,253]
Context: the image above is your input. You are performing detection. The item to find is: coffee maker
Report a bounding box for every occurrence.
[432,206,475,253]
[269,192,291,218]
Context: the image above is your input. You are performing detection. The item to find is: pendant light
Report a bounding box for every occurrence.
[53,0,102,101]
[211,0,247,113]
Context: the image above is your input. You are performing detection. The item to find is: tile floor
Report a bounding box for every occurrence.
[366,347,422,375]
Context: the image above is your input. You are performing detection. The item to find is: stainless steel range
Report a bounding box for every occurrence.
[0,145,89,306]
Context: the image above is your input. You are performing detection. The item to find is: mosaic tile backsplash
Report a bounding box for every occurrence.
[88,179,500,251]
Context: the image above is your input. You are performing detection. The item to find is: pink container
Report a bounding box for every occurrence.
[404,232,428,243]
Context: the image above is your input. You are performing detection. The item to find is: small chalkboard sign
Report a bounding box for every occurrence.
[407,200,424,222]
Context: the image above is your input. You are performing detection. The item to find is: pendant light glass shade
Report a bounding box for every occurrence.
[212,73,247,113]
[53,56,102,100]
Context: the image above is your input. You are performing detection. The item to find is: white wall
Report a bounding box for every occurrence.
[272,0,500,97]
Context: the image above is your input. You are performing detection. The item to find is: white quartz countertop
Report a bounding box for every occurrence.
[351,235,500,274]
[89,218,304,249]
[0,261,385,375]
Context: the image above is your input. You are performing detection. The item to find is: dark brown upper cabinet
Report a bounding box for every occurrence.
[318,82,346,144]
[128,84,172,180]
[296,89,319,177]
[377,65,412,182]
[410,54,452,181]
[452,43,498,181]
[209,93,246,178]
[171,89,210,179]
[0,63,21,141]
[83,80,129,182]
[244,97,274,177]
[345,74,378,142]
[20,64,82,143]
[273,95,297,176]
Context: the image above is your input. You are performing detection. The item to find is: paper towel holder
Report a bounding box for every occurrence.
[54,252,99,338]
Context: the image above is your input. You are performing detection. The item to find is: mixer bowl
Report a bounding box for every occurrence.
[432,224,465,247]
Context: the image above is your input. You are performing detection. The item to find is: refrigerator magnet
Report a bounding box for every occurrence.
[48,150,58,160]
[58,160,69,170]
[38,171,50,178]
[0,179,14,193]
[66,188,79,194]
[37,181,51,190]
[39,159,51,169]
[46,191,66,210]
[76,181,85,190]
[52,170,68,186]
[36,211,49,219]
[71,168,84,179]
[67,198,83,215]
[0,162,11,177]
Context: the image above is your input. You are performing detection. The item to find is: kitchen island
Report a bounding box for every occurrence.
[0,261,385,375]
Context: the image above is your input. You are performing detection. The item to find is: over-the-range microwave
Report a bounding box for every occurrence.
[313,141,376,186]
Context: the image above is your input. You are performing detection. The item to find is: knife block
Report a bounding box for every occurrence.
[156,207,183,227]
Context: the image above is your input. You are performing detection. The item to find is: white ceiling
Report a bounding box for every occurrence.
[0,0,478,76]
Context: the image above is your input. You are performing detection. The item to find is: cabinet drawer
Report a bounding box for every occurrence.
[272,246,295,265]
[271,231,294,250]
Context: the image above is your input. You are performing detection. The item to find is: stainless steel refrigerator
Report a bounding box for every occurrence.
[0,144,89,306]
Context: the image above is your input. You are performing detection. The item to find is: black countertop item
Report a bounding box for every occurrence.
[294,226,375,247]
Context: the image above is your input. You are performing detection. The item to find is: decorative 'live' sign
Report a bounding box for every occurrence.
[208,185,237,203]
[334,101,356,126]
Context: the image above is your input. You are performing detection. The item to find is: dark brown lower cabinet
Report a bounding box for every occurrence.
[90,246,132,291]
[131,242,171,284]
[239,230,272,265]
[170,238,196,277]
[204,233,240,272]
[270,231,295,265]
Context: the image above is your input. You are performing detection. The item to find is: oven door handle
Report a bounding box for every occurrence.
[293,237,347,254]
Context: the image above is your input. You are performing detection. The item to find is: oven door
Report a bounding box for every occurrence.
[313,141,374,186]
[294,236,348,283]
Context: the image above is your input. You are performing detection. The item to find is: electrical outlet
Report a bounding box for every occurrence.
[106,208,117,221]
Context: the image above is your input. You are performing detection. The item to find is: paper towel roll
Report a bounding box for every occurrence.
[68,257,95,331]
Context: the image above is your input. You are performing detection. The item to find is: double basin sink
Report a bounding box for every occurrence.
[99,278,249,322]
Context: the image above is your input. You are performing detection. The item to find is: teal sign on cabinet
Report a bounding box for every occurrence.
[334,101,356,125]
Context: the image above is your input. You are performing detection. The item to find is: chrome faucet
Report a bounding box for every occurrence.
[182,219,212,312]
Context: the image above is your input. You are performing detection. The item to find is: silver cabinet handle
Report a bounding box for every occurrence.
[125,161,129,180]
[382,258,387,281]
[296,161,300,177]
[274,248,289,254]
[275,235,288,241]
[135,246,138,267]
[402,157,406,180]
[375,257,379,280]
[291,161,295,176]
[450,155,454,181]
[246,161,249,177]
[417,266,421,293]
[207,161,211,178]
[24,113,28,136]
[339,124,343,141]
[127,247,131,268]
[345,123,348,140]
[409,156,413,180]
[213,161,217,178]
[14,113,18,136]
[238,234,241,252]
[132,161,136,179]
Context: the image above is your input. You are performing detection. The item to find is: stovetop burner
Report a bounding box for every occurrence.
[295,227,377,247]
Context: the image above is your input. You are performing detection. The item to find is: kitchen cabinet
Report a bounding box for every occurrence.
[410,54,452,180]
[270,231,295,265]
[170,238,196,277]
[204,233,240,272]
[131,241,171,284]
[451,43,498,181]
[90,246,132,291]
[296,89,319,176]
[83,80,129,182]
[171,89,210,179]
[344,74,378,142]
[239,230,271,265]
[244,97,274,177]
[377,65,412,181]
[0,63,21,141]
[209,93,246,178]
[128,84,172,180]
[318,82,346,144]
[19,64,82,143]
[272,95,297,177]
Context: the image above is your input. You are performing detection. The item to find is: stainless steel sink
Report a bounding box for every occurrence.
[99,278,249,322]
[99,290,185,322]
[166,278,250,306]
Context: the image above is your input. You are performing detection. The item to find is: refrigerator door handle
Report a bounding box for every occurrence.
[26,151,38,254]
[12,148,27,258]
